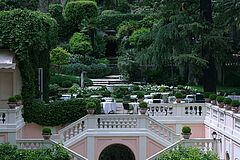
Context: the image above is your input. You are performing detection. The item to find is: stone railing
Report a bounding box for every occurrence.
[59,114,179,144]
[17,139,88,160]
[205,103,240,142]
[147,103,206,122]
[0,106,24,130]
[146,138,217,160]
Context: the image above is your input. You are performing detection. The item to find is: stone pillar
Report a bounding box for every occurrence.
[139,136,146,160]
[87,136,95,160]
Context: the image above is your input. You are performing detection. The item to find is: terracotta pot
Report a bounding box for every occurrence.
[87,109,95,114]
[140,108,147,115]
[176,99,181,103]
[8,103,16,109]
[232,107,239,113]
[42,134,51,140]
[181,133,192,139]
[218,102,224,108]
[225,105,232,110]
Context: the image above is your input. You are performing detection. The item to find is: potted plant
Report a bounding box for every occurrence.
[175,92,183,103]
[42,127,52,140]
[224,97,232,110]
[181,126,192,139]
[139,101,148,114]
[8,96,17,109]
[15,94,22,106]
[137,91,144,102]
[231,100,239,113]
[216,96,225,108]
[204,92,211,103]
[86,101,96,114]
[209,94,217,105]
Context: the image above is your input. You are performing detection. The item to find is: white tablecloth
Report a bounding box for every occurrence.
[129,102,139,114]
[102,102,117,113]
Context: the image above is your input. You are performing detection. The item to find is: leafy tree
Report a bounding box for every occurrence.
[50,47,70,65]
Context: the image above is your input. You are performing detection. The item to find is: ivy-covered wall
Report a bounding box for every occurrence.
[0,9,58,121]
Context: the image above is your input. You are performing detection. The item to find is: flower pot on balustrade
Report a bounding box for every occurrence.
[140,108,147,114]
[231,100,239,113]
[181,126,191,139]
[87,109,95,114]
[218,102,224,108]
[8,103,16,109]
[86,101,96,114]
[181,133,192,139]
[42,127,52,140]
[232,107,239,113]
[139,101,148,115]
[225,105,232,111]
[42,134,51,140]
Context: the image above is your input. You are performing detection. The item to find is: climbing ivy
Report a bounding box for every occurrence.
[0,9,58,121]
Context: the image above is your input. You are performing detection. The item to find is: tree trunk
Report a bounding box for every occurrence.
[200,0,217,93]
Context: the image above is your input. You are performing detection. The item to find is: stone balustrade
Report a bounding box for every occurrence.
[147,103,206,122]
[147,138,217,160]
[58,114,179,144]
[0,106,23,125]
[17,139,88,160]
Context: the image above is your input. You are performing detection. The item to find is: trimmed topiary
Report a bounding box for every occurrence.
[8,96,17,103]
[139,101,148,109]
[224,98,232,105]
[231,100,239,107]
[216,96,224,103]
[209,94,217,100]
[175,92,183,99]
[182,126,191,134]
[42,127,52,135]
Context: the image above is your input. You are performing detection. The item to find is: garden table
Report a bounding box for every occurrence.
[101,102,117,114]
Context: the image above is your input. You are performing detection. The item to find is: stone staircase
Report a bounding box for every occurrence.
[90,75,128,86]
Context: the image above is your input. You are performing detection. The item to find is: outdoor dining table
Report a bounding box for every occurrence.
[128,102,139,114]
[101,102,117,114]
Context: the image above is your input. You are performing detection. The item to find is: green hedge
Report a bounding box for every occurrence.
[25,98,101,126]
[0,143,70,160]
[0,0,39,10]
[97,14,145,30]
[64,1,98,32]
[56,63,111,78]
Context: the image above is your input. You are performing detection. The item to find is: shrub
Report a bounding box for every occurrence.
[61,80,73,88]
[68,84,80,94]
[50,47,70,65]
[86,101,96,109]
[50,74,93,86]
[49,84,60,96]
[216,96,224,103]
[137,91,145,99]
[203,92,212,98]
[231,100,239,107]
[69,32,93,55]
[116,0,131,13]
[175,92,183,99]
[129,27,150,46]
[42,128,52,135]
[224,97,232,105]
[101,10,121,15]
[8,96,17,103]
[65,1,98,29]
[209,94,217,100]
[112,87,130,99]
[117,20,138,39]
[132,85,140,91]
[182,126,191,134]
[15,94,22,101]
[139,101,148,109]
[97,14,145,30]
[1,0,39,10]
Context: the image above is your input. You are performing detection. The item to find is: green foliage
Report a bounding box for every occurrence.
[139,101,147,108]
[209,94,217,100]
[101,10,121,15]
[103,0,116,10]
[0,143,71,160]
[157,146,218,160]
[182,126,191,133]
[231,100,240,107]
[129,27,150,46]
[224,97,232,105]
[204,92,212,98]
[8,96,17,103]
[62,80,73,88]
[15,94,22,101]
[50,47,70,65]
[132,85,140,91]
[49,84,60,96]
[0,9,58,107]
[97,14,145,30]
[112,87,130,99]
[216,96,224,103]
[64,1,98,32]
[0,0,39,10]
[86,101,96,109]
[117,20,138,39]
[136,91,144,99]
[69,32,93,55]
[42,127,52,135]
[175,92,183,99]
[116,0,130,13]
[68,83,80,94]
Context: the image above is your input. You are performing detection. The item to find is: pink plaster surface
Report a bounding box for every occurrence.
[183,124,205,138]
[146,137,164,158]
[0,133,8,143]
[95,136,139,160]
[69,138,87,158]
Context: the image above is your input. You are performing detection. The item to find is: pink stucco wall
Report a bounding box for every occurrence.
[164,124,176,132]
[69,138,87,158]
[95,136,139,160]
[0,133,8,143]
[183,124,205,138]
[146,137,165,158]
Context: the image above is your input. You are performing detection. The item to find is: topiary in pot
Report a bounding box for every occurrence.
[137,91,144,101]
[175,92,183,103]
[216,96,225,108]
[224,98,232,110]
[42,127,52,140]
[15,94,22,106]
[139,101,148,114]
[86,101,96,114]
[8,96,17,109]
[181,126,191,139]
[231,100,239,113]
[209,94,217,105]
